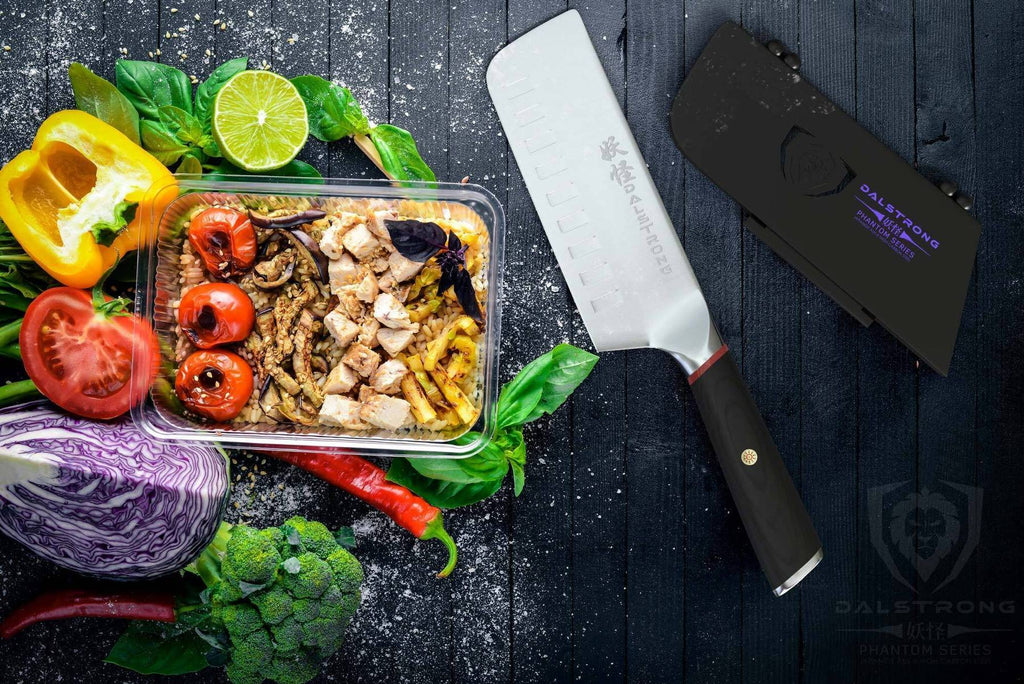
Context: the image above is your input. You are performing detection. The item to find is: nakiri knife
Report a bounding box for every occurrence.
[486,10,822,595]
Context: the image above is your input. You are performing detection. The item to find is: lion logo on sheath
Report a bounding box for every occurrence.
[780,125,855,197]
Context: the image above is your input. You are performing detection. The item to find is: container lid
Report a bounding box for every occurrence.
[670,22,980,375]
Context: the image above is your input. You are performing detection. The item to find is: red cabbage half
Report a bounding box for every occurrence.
[0,402,230,579]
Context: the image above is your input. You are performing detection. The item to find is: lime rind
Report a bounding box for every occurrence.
[212,70,309,172]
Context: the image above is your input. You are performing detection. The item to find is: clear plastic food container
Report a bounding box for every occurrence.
[132,176,504,457]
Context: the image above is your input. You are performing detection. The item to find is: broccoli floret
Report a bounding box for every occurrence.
[222,603,263,638]
[251,586,293,626]
[182,519,363,684]
[271,616,304,652]
[291,598,319,623]
[326,547,363,594]
[230,627,274,672]
[283,516,339,558]
[227,526,282,585]
[280,552,333,599]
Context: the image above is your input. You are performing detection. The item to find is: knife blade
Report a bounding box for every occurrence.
[487,9,822,595]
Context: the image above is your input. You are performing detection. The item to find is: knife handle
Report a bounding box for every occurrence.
[686,345,822,595]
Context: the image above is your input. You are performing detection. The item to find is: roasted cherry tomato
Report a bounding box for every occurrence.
[187,207,256,278]
[20,287,159,420]
[175,349,254,422]
[177,283,256,348]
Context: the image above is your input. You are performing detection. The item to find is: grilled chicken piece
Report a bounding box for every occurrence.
[373,292,418,330]
[292,310,324,408]
[355,271,379,303]
[319,213,363,259]
[319,395,369,430]
[328,253,360,294]
[388,251,425,282]
[324,308,360,347]
[358,385,378,403]
[367,209,396,241]
[342,342,381,378]
[369,254,391,274]
[377,327,416,356]
[358,318,381,347]
[338,291,364,319]
[342,223,379,259]
[359,394,413,431]
[323,362,359,394]
[370,359,409,395]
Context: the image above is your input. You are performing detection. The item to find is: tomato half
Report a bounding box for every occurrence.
[187,207,257,278]
[20,287,159,420]
[178,283,256,348]
[175,349,254,422]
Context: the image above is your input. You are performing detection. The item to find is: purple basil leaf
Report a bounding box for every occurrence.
[453,268,483,323]
[385,219,447,262]
[437,261,458,295]
[446,230,462,251]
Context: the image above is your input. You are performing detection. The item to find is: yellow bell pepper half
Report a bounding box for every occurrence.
[0,110,176,288]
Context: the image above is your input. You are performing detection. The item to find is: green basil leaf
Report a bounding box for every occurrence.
[115,60,193,120]
[157,105,204,144]
[496,344,599,431]
[405,439,509,484]
[205,158,323,183]
[68,62,140,144]
[105,620,210,676]
[195,57,247,129]
[335,526,356,549]
[291,75,371,141]
[368,124,436,182]
[199,135,221,158]
[503,428,526,496]
[90,200,138,247]
[386,458,503,509]
[176,154,203,177]
[140,120,190,165]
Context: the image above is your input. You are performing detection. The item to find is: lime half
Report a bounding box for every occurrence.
[212,70,308,172]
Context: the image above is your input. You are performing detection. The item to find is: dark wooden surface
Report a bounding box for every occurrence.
[0,0,1022,682]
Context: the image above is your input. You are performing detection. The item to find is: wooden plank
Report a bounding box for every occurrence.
[447,1,513,682]
[563,3,630,682]
[327,0,388,178]
[853,1,918,681]
[972,0,1024,678]
[157,0,216,97]
[736,2,802,681]
[680,2,745,683]
[45,0,103,111]
[621,0,688,680]
[269,0,329,171]
[502,1,576,680]
[795,1,860,682]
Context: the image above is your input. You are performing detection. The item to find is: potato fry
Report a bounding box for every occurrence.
[406,298,441,323]
[401,374,437,423]
[430,366,477,424]
[424,316,481,370]
[407,354,447,406]
[446,334,477,383]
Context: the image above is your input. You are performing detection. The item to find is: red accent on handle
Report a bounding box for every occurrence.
[687,344,729,385]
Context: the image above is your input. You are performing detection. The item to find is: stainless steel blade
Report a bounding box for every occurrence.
[486,10,721,372]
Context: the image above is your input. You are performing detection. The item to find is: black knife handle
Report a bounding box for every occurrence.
[688,345,822,594]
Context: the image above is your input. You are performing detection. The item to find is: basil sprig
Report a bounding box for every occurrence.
[291,74,435,182]
[387,344,599,508]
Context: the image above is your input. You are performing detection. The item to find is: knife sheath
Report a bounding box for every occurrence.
[671,22,981,375]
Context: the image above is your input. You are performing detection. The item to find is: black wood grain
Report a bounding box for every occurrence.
[796,1,860,681]
[564,3,630,683]
[680,3,746,683]
[624,0,689,679]
[448,0,513,681]
[973,0,1024,679]
[737,2,803,681]
[853,2,919,682]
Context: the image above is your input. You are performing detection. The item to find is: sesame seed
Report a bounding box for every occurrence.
[204,48,211,56]
[247,9,254,16]
[165,31,170,38]
[220,24,226,30]
[155,48,161,55]
[2,46,10,52]
[194,13,200,20]
[148,51,154,58]
[170,6,177,12]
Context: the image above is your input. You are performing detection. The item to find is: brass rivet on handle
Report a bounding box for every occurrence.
[741,449,758,466]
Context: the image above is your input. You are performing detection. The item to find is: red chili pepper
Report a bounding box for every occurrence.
[0,589,176,639]
[263,449,458,577]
